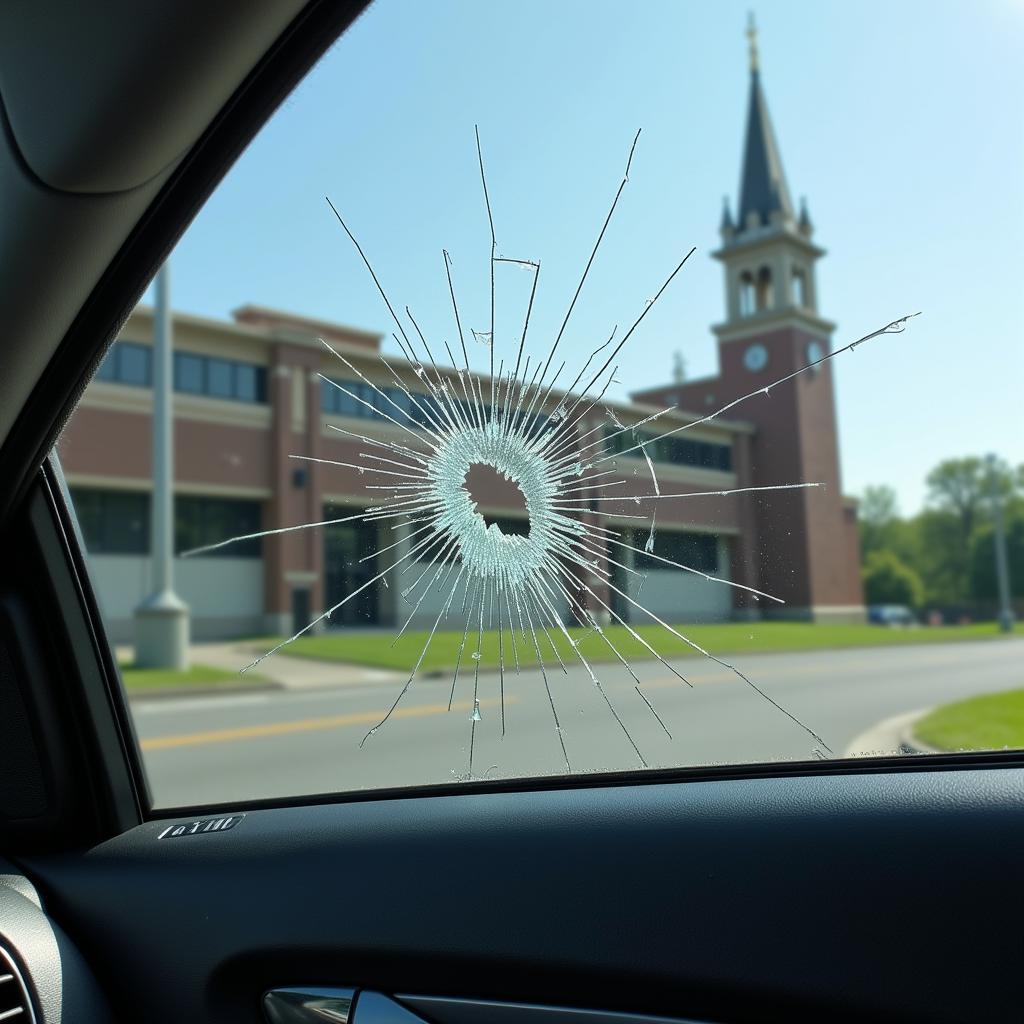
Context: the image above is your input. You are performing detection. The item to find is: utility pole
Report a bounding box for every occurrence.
[134,262,190,668]
[986,453,1014,634]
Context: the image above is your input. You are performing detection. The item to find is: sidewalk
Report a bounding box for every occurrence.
[195,641,404,689]
[117,640,403,697]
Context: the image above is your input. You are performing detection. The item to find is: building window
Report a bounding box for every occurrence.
[321,376,493,430]
[94,342,266,402]
[634,530,718,573]
[792,266,808,308]
[756,266,773,311]
[321,377,377,419]
[738,271,755,316]
[175,352,204,394]
[69,488,150,554]
[172,352,267,403]
[70,490,262,557]
[603,429,732,472]
[175,496,262,558]
[235,363,261,402]
[206,358,234,399]
[95,341,152,387]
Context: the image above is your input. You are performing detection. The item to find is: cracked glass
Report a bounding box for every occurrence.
[57,1,1024,807]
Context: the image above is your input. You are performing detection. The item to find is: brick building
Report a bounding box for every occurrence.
[57,44,863,642]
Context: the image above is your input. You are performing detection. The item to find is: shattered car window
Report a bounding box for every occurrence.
[57,1,1024,807]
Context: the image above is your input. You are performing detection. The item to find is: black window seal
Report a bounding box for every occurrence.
[12,457,151,845]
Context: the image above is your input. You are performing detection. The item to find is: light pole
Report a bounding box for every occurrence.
[985,453,1014,634]
[134,262,190,668]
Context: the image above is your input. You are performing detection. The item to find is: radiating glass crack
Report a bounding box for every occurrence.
[187,128,919,778]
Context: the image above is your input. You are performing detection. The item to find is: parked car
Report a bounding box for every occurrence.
[868,604,918,626]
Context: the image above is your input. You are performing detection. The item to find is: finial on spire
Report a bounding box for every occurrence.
[746,12,759,72]
[720,195,735,234]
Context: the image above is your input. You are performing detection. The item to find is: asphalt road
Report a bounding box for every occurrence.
[133,638,1024,808]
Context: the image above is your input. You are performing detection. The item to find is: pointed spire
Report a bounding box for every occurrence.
[736,16,794,233]
[798,195,813,236]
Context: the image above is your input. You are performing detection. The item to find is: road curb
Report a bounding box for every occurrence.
[898,723,944,755]
[126,681,283,703]
[844,708,933,758]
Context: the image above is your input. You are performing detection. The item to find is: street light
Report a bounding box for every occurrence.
[985,453,1014,634]
[134,262,190,667]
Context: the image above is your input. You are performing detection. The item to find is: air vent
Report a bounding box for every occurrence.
[0,944,34,1023]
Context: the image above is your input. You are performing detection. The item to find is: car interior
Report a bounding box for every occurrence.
[0,3,1021,1023]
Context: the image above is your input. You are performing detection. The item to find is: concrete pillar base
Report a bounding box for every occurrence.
[134,591,190,670]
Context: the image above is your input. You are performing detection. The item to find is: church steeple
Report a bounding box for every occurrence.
[736,14,794,234]
[714,16,827,328]
[631,17,858,622]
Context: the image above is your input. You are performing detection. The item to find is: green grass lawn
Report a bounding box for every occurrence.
[270,621,1023,674]
[915,688,1024,752]
[119,663,265,692]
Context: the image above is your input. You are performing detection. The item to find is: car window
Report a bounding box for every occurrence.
[57,0,1023,808]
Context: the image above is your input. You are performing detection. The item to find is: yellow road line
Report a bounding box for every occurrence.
[142,697,511,751]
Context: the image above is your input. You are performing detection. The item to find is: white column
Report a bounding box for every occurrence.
[382,520,411,626]
[134,263,190,668]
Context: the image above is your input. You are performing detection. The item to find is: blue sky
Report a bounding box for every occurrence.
[156,0,1024,513]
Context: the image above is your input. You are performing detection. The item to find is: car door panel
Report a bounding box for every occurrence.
[19,767,1024,1024]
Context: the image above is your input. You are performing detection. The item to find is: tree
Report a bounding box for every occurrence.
[859,485,899,556]
[863,550,925,608]
[925,456,1016,542]
[861,484,899,523]
[859,458,1022,610]
[859,484,918,565]
[922,457,1015,604]
[969,497,1024,602]
[915,508,967,605]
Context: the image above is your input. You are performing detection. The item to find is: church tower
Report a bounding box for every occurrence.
[632,18,864,620]
[717,17,824,329]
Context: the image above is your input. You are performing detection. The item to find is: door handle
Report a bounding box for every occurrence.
[265,988,706,1024]
[263,987,356,1023]
[264,988,427,1023]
